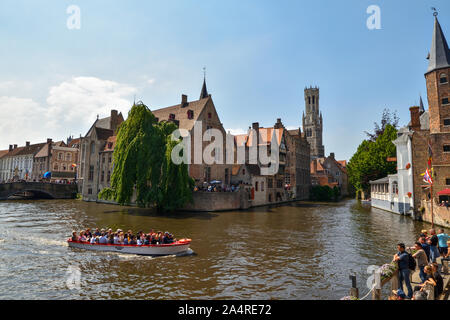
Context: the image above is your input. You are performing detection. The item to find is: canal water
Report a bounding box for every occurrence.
[0,199,430,300]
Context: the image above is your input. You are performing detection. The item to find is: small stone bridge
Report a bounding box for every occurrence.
[0,182,78,200]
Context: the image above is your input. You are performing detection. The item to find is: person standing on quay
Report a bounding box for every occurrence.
[394,243,413,299]
[411,242,428,283]
[428,229,440,263]
[419,236,431,262]
[437,229,449,258]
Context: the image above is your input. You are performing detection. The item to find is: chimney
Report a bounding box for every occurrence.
[252,122,260,148]
[312,159,317,174]
[111,110,118,118]
[26,141,30,147]
[181,94,188,107]
[9,145,12,152]
[330,152,335,160]
[13,144,17,149]
[274,118,283,129]
[409,106,420,130]
[47,138,52,144]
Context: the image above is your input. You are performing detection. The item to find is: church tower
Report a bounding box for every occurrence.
[302,86,324,159]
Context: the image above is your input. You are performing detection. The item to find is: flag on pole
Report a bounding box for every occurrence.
[423,168,433,185]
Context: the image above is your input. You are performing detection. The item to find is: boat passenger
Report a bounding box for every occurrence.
[124,236,129,245]
[71,232,77,242]
[90,236,96,244]
[99,234,108,244]
[144,235,150,245]
[108,234,114,244]
[94,228,101,237]
[79,231,86,242]
[129,236,137,245]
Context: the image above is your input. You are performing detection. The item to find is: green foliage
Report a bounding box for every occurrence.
[347,124,398,196]
[310,185,341,202]
[99,102,194,212]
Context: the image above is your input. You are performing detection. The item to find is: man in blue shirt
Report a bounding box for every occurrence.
[394,243,413,299]
[437,229,449,258]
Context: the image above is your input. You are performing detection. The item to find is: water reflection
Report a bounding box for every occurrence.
[0,199,429,300]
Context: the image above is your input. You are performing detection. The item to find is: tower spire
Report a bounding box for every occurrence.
[200,67,209,99]
[419,95,425,113]
[426,13,450,74]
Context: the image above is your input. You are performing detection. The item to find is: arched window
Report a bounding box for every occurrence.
[440,73,448,84]
[62,164,67,171]
[58,152,63,160]
[66,153,71,161]
[53,163,59,171]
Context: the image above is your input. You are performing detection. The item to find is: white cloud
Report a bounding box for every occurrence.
[147,78,156,85]
[0,77,137,150]
[0,96,49,147]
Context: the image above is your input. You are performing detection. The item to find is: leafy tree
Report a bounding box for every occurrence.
[347,124,397,197]
[364,108,399,142]
[99,102,194,212]
[310,185,340,202]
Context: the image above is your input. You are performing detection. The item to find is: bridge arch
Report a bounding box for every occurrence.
[0,182,78,201]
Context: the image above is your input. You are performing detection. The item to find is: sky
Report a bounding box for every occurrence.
[0,0,449,161]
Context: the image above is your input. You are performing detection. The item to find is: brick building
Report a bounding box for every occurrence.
[410,16,450,227]
[310,153,348,196]
[152,79,232,187]
[80,110,124,201]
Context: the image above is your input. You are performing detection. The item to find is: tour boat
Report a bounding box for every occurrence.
[67,238,192,256]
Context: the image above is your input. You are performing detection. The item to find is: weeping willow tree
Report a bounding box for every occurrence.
[99,102,194,212]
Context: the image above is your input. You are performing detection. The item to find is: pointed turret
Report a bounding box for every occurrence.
[200,77,209,99]
[419,96,425,113]
[426,16,450,74]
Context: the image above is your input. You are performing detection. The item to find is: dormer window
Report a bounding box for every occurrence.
[187,110,194,120]
[440,73,448,84]
[169,114,176,120]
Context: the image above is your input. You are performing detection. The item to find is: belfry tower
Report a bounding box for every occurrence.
[302,86,325,159]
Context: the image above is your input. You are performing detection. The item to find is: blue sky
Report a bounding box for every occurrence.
[0,0,449,161]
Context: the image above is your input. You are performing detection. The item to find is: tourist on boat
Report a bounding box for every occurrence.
[412,242,428,283]
[99,233,108,244]
[437,229,449,258]
[85,228,92,238]
[393,243,413,299]
[94,228,101,237]
[90,236,96,244]
[79,231,87,242]
[108,234,114,244]
[129,235,137,245]
[71,232,78,242]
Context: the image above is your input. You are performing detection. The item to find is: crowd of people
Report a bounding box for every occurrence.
[71,228,177,246]
[193,183,243,193]
[439,200,450,208]
[392,228,449,300]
